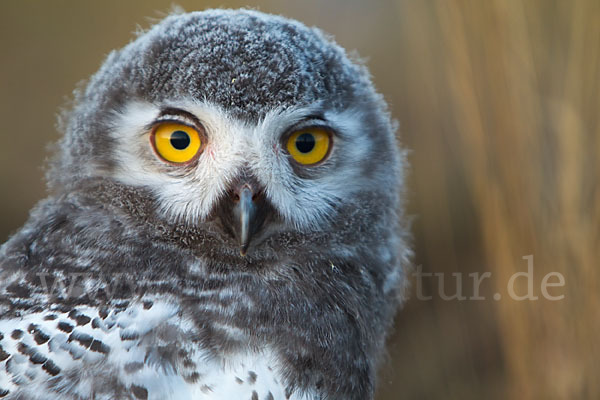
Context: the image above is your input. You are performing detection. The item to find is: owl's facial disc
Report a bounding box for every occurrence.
[109,100,391,243]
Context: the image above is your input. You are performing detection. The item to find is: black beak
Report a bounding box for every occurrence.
[218,180,270,256]
[233,184,256,256]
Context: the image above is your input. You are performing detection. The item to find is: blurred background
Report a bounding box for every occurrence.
[1,1,598,399]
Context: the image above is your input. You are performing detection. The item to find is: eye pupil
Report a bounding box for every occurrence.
[295,133,316,153]
[170,130,191,150]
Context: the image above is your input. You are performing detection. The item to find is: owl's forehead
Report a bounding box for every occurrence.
[92,9,365,122]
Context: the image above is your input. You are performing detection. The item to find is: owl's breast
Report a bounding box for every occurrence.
[0,299,317,400]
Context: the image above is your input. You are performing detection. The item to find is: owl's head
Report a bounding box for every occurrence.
[51,9,406,263]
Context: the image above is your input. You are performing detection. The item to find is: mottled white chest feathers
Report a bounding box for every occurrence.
[0,301,315,399]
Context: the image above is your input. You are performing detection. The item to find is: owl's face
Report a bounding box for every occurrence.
[106,99,393,256]
[52,9,404,260]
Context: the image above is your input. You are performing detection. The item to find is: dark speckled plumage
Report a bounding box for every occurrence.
[0,9,410,400]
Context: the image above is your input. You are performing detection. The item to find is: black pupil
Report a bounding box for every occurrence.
[295,133,316,153]
[170,130,190,150]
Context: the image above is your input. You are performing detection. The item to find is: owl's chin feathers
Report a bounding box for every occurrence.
[47,176,397,269]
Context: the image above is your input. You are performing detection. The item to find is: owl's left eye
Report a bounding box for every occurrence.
[285,128,332,165]
[151,122,203,164]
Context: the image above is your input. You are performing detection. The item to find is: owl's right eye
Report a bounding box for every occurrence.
[151,122,203,164]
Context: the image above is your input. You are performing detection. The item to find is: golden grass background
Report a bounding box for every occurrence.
[0,1,597,399]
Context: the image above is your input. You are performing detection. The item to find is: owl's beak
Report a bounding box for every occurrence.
[216,178,271,256]
[233,185,256,256]
[228,180,274,256]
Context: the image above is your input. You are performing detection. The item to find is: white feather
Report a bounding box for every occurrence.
[0,301,317,399]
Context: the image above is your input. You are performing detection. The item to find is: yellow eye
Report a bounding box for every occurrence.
[151,122,203,164]
[286,128,331,165]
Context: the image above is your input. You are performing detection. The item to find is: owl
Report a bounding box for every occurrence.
[0,9,410,400]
